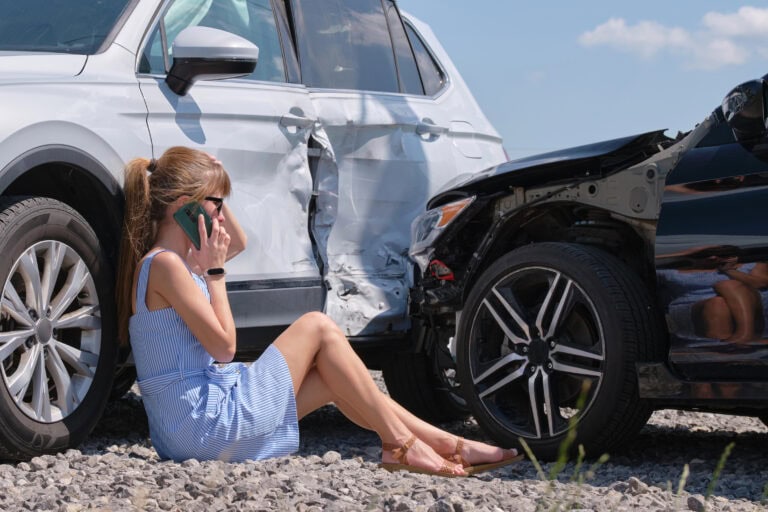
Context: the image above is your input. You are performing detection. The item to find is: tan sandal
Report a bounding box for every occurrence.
[379,435,465,477]
[443,437,524,476]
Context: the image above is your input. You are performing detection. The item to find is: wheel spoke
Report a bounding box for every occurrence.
[0,329,35,360]
[552,342,604,362]
[46,345,75,416]
[2,285,34,326]
[535,273,574,341]
[18,248,43,314]
[55,305,100,330]
[541,371,555,437]
[527,368,542,438]
[474,352,526,386]
[41,242,66,312]
[551,360,602,378]
[482,298,529,345]
[478,362,528,399]
[491,287,531,342]
[49,260,89,320]
[8,343,41,399]
[31,348,52,421]
[53,340,97,376]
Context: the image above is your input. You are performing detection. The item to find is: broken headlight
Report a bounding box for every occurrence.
[409,196,475,271]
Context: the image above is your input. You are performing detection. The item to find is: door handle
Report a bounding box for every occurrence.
[416,122,448,136]
[280,113,315,129]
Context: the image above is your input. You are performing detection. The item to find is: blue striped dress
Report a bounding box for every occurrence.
[129,249,299,462]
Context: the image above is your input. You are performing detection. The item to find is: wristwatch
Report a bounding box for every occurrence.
[204,267,226,277]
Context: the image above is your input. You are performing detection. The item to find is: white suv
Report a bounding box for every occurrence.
[0,0,505,459]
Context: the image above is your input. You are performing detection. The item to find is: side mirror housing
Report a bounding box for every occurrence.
[721,79,768,142]
[166,26,259,96]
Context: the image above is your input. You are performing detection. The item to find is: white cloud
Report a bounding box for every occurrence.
[703,6,768,38]
[688,38,749,70]
[579,18,690,58]
[579,6,768,70]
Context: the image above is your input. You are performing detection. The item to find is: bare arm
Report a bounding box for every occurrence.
[221,201,246,261]
[150,217,236,362]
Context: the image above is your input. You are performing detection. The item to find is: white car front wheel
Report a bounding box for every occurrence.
[0,197,116,459]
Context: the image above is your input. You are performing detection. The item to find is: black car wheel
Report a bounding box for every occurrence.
[0,197,117,459]
[457,242,661,460]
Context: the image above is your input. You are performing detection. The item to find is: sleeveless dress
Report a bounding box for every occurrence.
[129,249,299,462]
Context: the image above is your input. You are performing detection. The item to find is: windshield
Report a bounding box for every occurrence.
[0,0,133,54]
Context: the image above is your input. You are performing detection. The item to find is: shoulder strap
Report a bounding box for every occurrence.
[135,249,168,313]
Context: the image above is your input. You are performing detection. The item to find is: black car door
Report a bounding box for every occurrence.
[655,115,768,380]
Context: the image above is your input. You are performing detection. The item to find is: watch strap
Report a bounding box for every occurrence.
[205,267,226,277]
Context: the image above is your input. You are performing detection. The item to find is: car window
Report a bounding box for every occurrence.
[0,0,133,54]
[140,0,286,83]
[290,0,399,93]
[404,23,445,96]
[384,1,423,95]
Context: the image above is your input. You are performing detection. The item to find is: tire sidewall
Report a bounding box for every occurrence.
[457,243,638,457]
[0,198,116,457]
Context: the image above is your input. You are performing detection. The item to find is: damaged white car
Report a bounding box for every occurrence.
[0,0,505,458]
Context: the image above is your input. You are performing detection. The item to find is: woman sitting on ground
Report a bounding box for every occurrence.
[115,146,522,476]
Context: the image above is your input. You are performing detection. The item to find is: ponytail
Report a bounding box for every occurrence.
[116,158,153,345]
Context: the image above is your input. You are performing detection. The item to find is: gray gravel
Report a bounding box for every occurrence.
[1,372,767,511]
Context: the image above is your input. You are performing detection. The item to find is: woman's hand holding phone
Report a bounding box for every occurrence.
[192,211,230,274]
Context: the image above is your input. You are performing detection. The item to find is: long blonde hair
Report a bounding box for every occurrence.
[115,146,231,345]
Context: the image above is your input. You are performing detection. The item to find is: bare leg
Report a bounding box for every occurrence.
[692,297,734,340]
[714,280,763,342]
[272,312,464,475]
[296,367,518,466]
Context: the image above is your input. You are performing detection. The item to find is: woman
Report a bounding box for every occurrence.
[116,146,522,476]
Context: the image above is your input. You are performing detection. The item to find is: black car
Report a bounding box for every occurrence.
[408,75,768,460]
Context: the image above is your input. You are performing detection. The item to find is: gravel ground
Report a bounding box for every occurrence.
[1,372,767,511]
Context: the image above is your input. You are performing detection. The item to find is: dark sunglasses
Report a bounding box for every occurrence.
[205,196,224,214]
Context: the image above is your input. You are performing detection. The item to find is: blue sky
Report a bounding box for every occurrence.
[397,1,768,159]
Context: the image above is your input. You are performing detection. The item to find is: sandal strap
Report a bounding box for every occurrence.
[438,459,461,476]
[450,437,470,467]
[382,435,417,465]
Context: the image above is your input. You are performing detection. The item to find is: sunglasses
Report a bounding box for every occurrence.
[205,196,224,214]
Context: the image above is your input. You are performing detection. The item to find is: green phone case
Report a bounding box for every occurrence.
[173,202,212,250]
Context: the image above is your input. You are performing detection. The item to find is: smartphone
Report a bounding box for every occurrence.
[173,202,212,250]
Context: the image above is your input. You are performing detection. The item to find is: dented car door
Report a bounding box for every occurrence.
[291,0,506,337]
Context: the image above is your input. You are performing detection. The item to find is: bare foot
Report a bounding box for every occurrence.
[382,436,466,476]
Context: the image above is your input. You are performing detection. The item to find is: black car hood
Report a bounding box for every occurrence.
[430,130,670,206]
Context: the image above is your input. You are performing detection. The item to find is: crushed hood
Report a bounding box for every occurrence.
[430,130,670,206]
[0,52,87,83]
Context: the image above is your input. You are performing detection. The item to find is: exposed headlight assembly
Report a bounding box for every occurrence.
[409,196,475,271]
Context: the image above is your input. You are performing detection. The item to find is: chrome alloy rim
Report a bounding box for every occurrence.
[0,241,101,423]
[468,267,605,440]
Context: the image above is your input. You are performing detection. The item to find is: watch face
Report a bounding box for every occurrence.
[206,268,225,276]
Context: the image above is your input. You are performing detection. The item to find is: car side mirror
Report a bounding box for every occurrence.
[166,26,259,96]
[721,79,768,142]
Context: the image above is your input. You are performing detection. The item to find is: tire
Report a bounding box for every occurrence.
[382,327,470,422]
[0,197,117,460]
[457,242,662,461]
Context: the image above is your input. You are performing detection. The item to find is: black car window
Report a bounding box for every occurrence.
[384,1,423,95]
[140,0,286,83]
[290,0,399,93]
[404,23,445,96]
[0,0,132,54]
